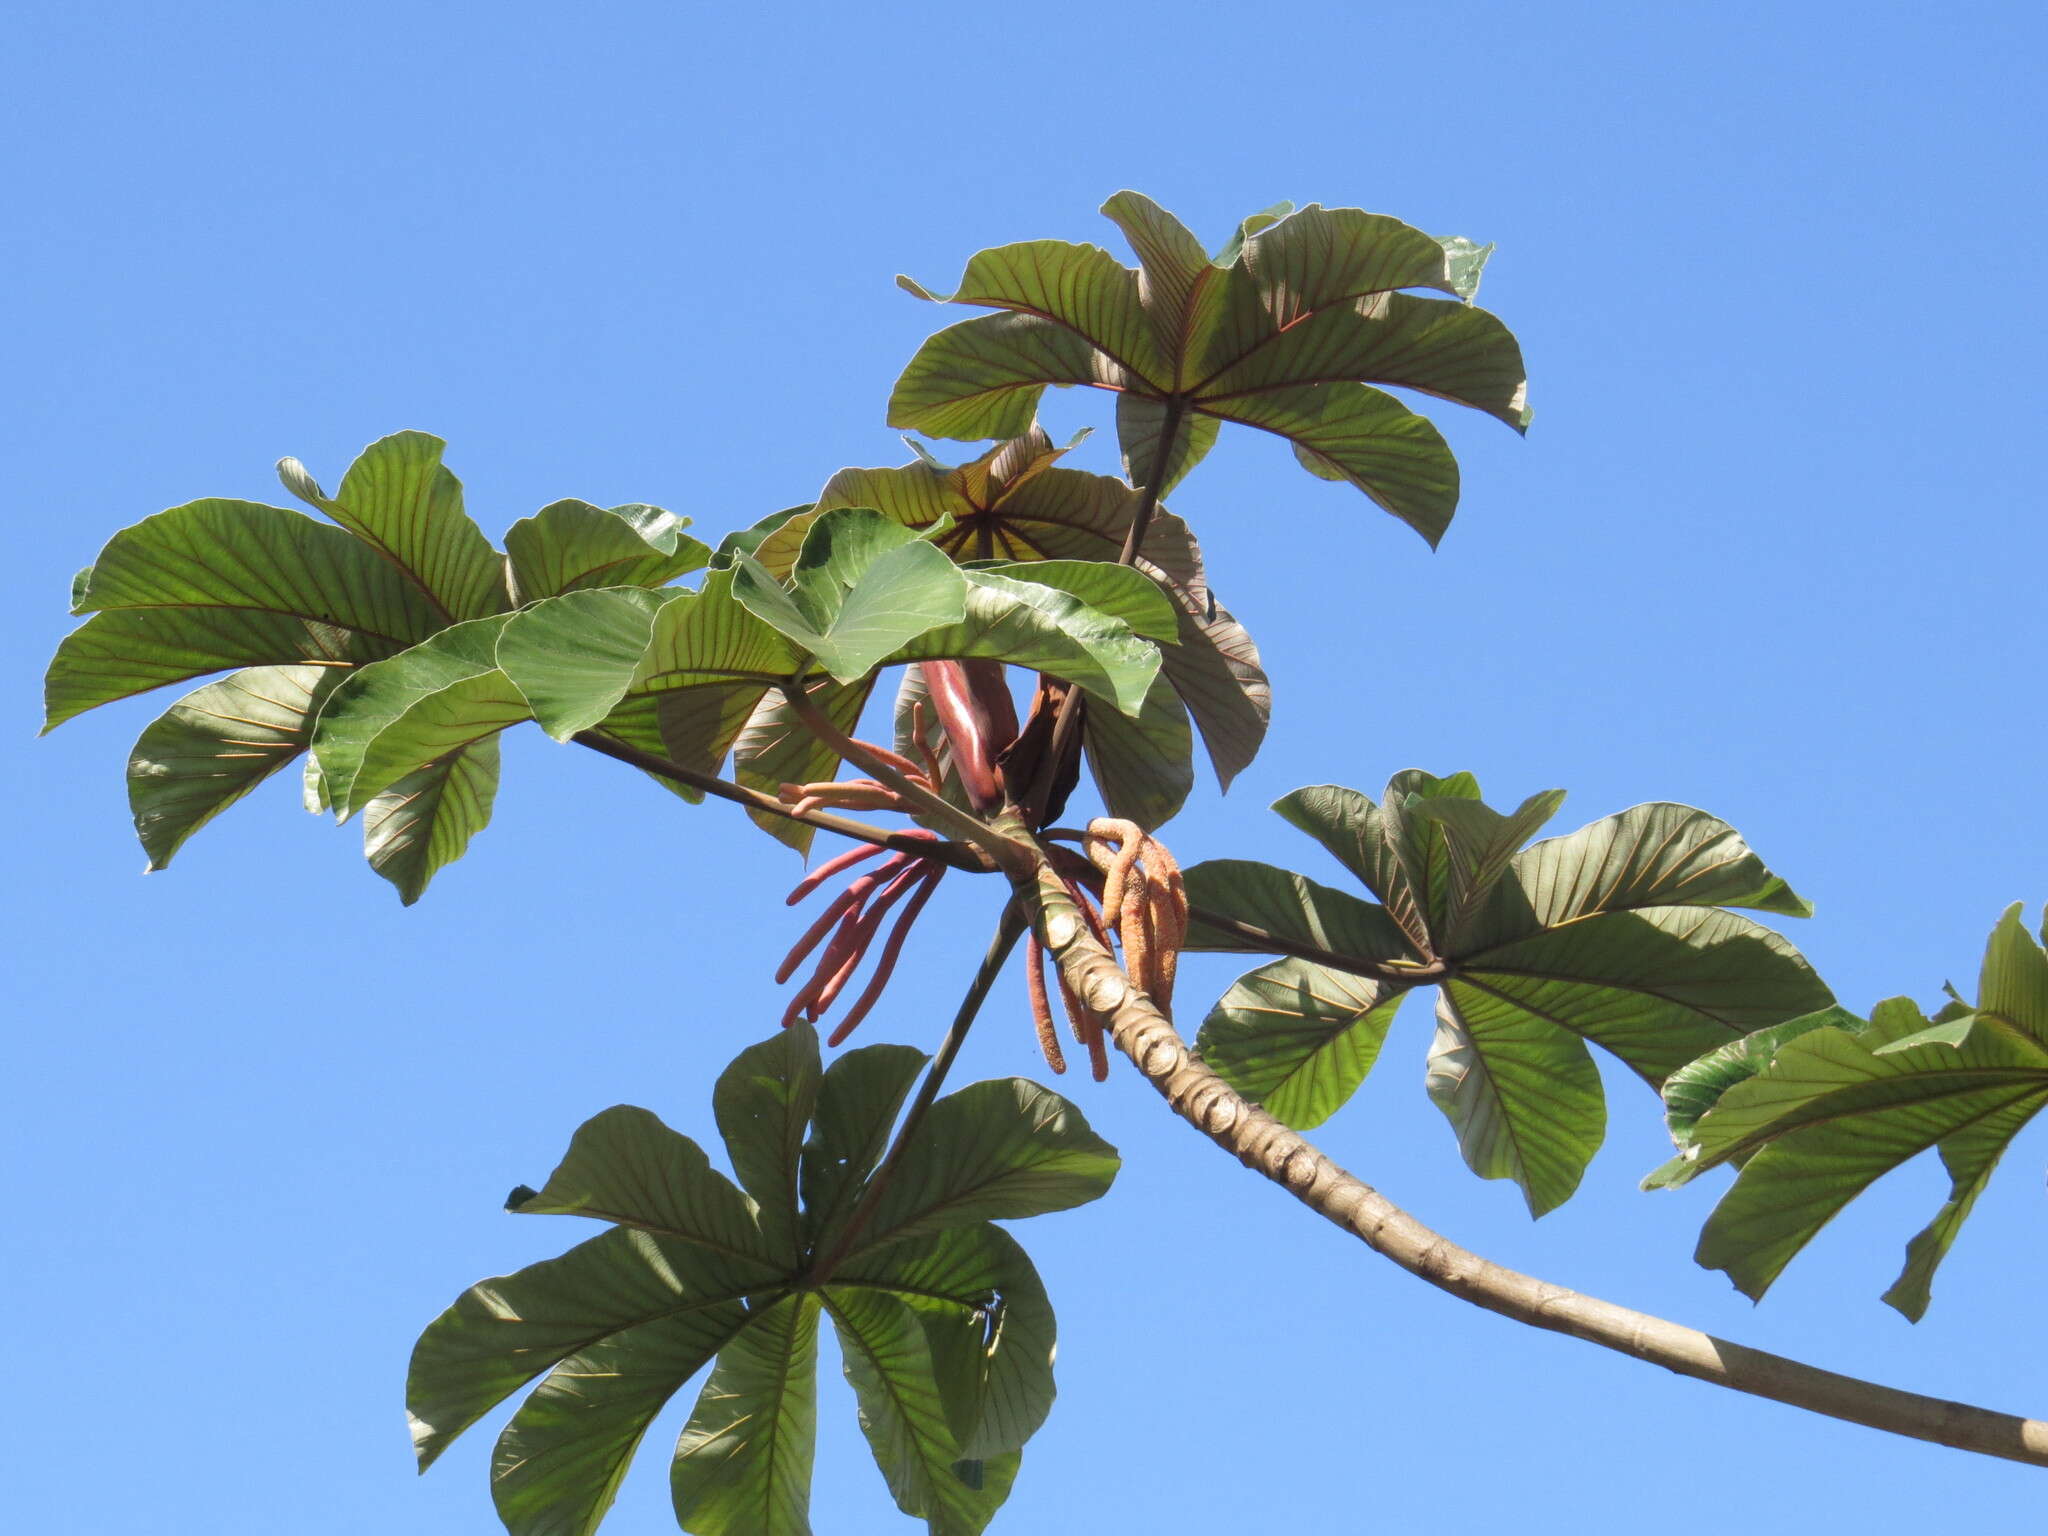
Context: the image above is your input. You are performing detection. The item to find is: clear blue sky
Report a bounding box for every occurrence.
[8,2,2046,1531]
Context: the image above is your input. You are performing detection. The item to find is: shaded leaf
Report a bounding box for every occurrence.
[1194,772,1827,1213]
[827,1287,1018,1536]
[1427,984,1606,1216]
[1181,857,1416,965]
[670,1295,820,1536]
[407,1227,765,1473]
[846,1079,1120,1255]
[837,1226,1055,1461]
[1081,670,1194,830]
[309,614,527,815]
[127,663,345,869]
[799,1044,929,1244]
[508,1104,781,1268]
[713,1025,823,1266]
[361,734,501,904]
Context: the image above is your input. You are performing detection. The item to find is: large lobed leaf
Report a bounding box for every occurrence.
[46,433,702,901]
[770,428,1269,825]
[410,1024,1117,1536]
[1186,773,1827,1214]
[890,193,1529,546]
[1650,903,2048,1317]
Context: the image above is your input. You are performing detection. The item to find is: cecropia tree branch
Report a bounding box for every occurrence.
[570,729,991,872]
[1010,843,2048,1470]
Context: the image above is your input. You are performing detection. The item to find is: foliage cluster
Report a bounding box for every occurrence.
[44,192,2048,1532]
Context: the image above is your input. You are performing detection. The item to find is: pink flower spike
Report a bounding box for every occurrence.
[774,860,902,984]
[786,841,890,905]
[827,866,943,1046]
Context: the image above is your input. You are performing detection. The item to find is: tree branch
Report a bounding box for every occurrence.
[809,901,1028,1281]
[1011,842,2048,1470]
[571,729,989,872]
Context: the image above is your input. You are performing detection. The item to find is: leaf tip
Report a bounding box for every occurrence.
[505,1183,540,1212]
[275,455,327,508]
[896,273,939,302]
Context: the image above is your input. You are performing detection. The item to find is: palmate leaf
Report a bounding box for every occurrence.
[411,1025,1117,1536]
[1652,905,2048,1317]
[890,193,1529,546]
[45,433,691,899]
[1187,773,1829,1214]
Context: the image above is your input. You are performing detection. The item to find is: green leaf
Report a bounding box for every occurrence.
[732,509,970,684]
[46,498,430,728]
[1427,984,1607,1216]
[309,614,529,816]
[974,558,1177,643]
[1979,900,2048,1044]
[626,568,807,696]
[361,734,501,904]
[1452,906,1832,1086]
[277,430,508,623]
[890,197,1527,544]
[1198,291,1530,431]
[1116,393,1219,496]
[886,310,1121,442]
[670,1295,820,1536]
[713,1025,823,1265]
[406,1226,765,1473]
[1194,776,1829,1212]
[709,505,813,569]
[799,1044,929,1244]
[826,1287,1018,1536]
[126,663,346,869]
[788,431,1209,601]
[415,1032,1112,1534]
[1272,775,1482,953]
[1218,383,1462,545]
[1181,857,1416,964]
[836,1226,1055,1460]
[888,566,1160,718]
[505,499,708,601]
[846,1079,1120,1255]
[508,1104,782,1268]
[1160,600,1269,792]
[1081,670,1194,830]
[497,587,668,741]
[1411,789,1568,940]
[491,1299,754,1536]
[732,677,876,857]
[1509,801,1814,924]
[897,238,1168,386]
[1438,236,1495,301]
[1196,957,1406,1129]
[1645,1004,1870,1186]
[1686,1000,2048,1305]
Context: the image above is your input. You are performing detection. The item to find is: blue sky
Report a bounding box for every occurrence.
[8,2,2047,1531]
